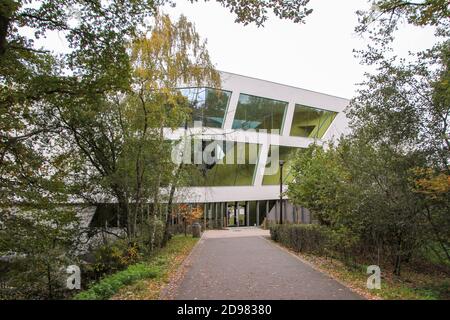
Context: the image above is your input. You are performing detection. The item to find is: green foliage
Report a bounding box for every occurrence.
[189,0,312,26]
[287,140,448,275]
[284,0,450,278]
[0,0,316,301]
[135,216,165,254]
[89,240,141,278]
[74,235,198,300]
[74,262,159,300]
[0,207,80,299]
[356,0,449,44]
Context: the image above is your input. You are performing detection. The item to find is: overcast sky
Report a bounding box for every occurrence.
[34,0,438,100]
[163,0,438,99]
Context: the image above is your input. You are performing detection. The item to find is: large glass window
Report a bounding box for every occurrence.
[290,105,337,138]
[186,141,261,187]
[181,88,231,128]
[262,146,299,185]
[232,94,288,132]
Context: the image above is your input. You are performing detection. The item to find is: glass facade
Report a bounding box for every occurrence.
[290,105,337,138]
[232,94,288,132]
[181,88,231,128]
[187,141,261,187]
[262,146,299,185]
[175,88,339,188]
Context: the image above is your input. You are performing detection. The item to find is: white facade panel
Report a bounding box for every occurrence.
[170,71,350,204]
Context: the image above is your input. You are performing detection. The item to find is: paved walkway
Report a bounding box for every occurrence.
[174,228,363,300]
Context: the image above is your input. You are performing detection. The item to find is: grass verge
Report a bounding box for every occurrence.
[111,234,198,300]
[74,235,199,300]
[270,239,450,300]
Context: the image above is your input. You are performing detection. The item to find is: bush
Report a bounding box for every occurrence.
[73,263,159,300]
[270,224,332,255]
[87,239,141,280]
[136,216,165,254]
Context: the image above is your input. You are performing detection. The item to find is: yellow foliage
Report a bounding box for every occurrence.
[130,13,220,92]
[176,204,203,224]
[412,167,450,198]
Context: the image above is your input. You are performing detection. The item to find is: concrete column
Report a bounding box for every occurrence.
[266,200,269,223]
[256,201,260,227]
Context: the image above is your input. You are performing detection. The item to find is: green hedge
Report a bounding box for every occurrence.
[73,263,159,300]
[270,224,332,255]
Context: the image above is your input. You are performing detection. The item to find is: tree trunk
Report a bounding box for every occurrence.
[162,163,184,245]
[46,263,53,300]
[114,188,131,239]
[393,233,403,276]
[0,4,12,56]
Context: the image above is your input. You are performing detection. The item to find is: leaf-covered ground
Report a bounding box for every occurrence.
[110,235,199,300]
[272,241,450,300]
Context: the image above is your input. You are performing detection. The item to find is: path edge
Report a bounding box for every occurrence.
[159,231,206,300]
[260,235,377,300]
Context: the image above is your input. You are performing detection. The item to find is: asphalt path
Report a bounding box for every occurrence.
[174,228,363,300]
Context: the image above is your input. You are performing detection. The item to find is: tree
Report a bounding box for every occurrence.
[0,206,81,299]
[189,0,312,26]
[1,0,162,214]
[1,0,315,299]
[44,13,220,241]
[177,204,204,236]
[288,140,431,275]
[356,0,449,46]
[349,0,450,270]
[1,0,314,222]
[292,0,450,275]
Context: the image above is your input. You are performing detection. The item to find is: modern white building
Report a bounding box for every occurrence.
[164,71,350,228]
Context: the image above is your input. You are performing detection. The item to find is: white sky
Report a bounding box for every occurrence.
[163,0,438,99]
[34,0,438,99]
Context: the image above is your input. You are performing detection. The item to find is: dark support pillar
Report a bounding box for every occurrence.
[236,202,240,227]
[245,201,249,227]
[256,201,260,227]
[216,203,219,228]
[220,203,223,229]
[225,202,228,227]
[275,201,279,223]
[214,203,217,229]
[279,160,284,225]
[300,207,304,224]
[266,200,269,224]
[233,202,237,226]
[186,204,192,234]
[204,203,207,230]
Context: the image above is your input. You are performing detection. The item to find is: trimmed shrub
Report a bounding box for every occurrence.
[270,224,332,255]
